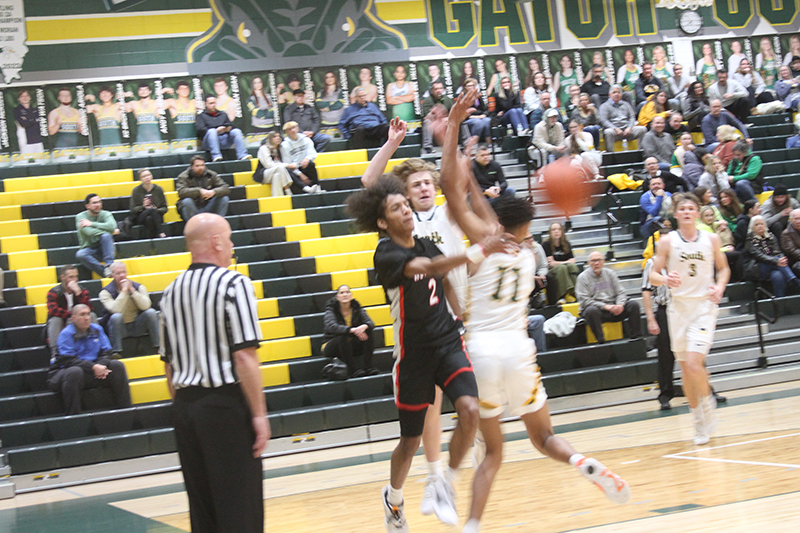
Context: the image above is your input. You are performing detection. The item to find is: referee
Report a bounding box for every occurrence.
[160,213,269,533]
[642,255,675,411]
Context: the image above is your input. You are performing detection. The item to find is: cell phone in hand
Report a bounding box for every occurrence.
[144,194,153,202]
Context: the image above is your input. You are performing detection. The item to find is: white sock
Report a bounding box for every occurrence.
[387,486,403,506]
[568,453,585,467]
[445,466,460,485]
[463,518,481,533]
[427,460,443,477]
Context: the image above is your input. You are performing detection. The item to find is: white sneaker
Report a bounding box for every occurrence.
[103,264,114,278]
[312,184,323,193]
[302,185,314,193]
[433,475,459,526]
[577,457,631,505]
[239,154,252,160]
[693,407,709,445]
[212,156,223,162]
[420,475,438,516]
[703,394,718,438]
[471,434,486,471]
[382,485,409,533]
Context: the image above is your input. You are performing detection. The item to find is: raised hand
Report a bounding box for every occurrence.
[387,116,407,145]
[448,87,479,126]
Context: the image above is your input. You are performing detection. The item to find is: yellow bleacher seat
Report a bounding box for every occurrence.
[17,266,57,289]
[691,132,705,145]
[25,285,51,307]
[163,205,181,223]
[315,250,374,273]
[271,209,306,226]
[0,178,173,207]
[365,305,392,326]
[121,253,191,277]
[586,322,623,344]
[130,378,171,404]
[257,196,293,212]
[383,325,394,347]
[122,355,164,380]
[299,233,378,257]
[2,169,134,193]
[756,190,773,204]
[257,298,279,319]
[0,234,39,254]
[315,149,368,166]
[260,317,295,340]
[0,205,22,222]
[351,285,387,306]
[285,223,321,242]
[257,336,312,362]
[0,219,30,238]
[331,269,369,290]
[613,139,639,152]
[34,304,48,324]
[7,249,47,271]
[260,363,290,387]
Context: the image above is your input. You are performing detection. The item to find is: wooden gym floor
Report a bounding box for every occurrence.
[2,380,799,532]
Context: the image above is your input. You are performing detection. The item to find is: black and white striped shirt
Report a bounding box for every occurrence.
[641,258,670,308]
[160,263,262,389]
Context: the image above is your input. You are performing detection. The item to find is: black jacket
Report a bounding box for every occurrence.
[195,109,234,140]
[283,103,321,134]
[472,159,507,192]
[322,297,374,343]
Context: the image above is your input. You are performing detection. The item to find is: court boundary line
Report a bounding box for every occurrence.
[662,432,800,469]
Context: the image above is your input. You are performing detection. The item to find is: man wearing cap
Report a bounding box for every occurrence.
[762,185,800,235]
[283,89,330,153]
[532,108,566,163]
[599,85,646,150]
[790,56,800,78]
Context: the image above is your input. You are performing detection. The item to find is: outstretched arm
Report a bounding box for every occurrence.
[440,89,497,245]
[361,117,406,187]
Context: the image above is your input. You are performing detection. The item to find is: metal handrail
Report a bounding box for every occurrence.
[753,286,778,368]
[604,190,623,261]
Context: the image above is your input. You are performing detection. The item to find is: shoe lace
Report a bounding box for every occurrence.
[600,469,627,492]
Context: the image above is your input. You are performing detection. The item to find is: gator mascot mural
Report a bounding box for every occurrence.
[187,0,407,63]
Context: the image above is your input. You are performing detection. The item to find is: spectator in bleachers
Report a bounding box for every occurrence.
[176,155,230,221]
[599,85,646,150]
[712,124,741,167]
[523,71,550,121]
[746,215,800,297]
[718,188,744,232]
[421,80,453,153]
[696,42,722,88]
[639,174,672,240]
[734,199,760,260]
[681,146,709,190]
[563,84,582,118]
[473,144,515,201]
[634,62,664,108]
[780,209,800,277]
[99,263,159,358]
[762,185,800,235]
[641,116,676,172]
[788,122,800,149]
[533,108,566,163]
[664,112,689,144]
[682,81,710,132]
[461,78,492,145]
[281,121,322,194]
[543,222,580,305]
[734,58,775,109]
[616,49,641,101]
[667,64,693,103]
[641,155,686,194]
[253,132,293,196]
[494,76,528,136]
[129,169,167,239]
[577,251,642,344]
[527,236,549,310]
[527,91,560,129]
[775,65,800,111]
[670,132,694,176]
[791,56,800,77]
[322,285,377,378]
[283,89,330,153]
[46,265,92,355]
[195,94,250,162]
[701,99,750,150]
[47,303,131,415]
[338,87,389,149]
[565,119,601,180]
[727,140,764,202]
[638,90,672,128]
[75,193,117,278]
[580,64,611,107]
[697,155,730,201]
[571,93,601,148]
[707,69,750,124]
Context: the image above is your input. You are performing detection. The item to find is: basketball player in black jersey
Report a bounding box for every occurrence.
[346,177,512,532]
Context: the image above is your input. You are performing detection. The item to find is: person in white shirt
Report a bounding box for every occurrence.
[565,119,601,179]
[253,132,293,196]
[280,121,322,194]
[707,69,750,124]
[733,58,776,108]
[727,40,746,75]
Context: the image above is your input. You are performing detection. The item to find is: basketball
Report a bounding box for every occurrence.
[541,157,593,217]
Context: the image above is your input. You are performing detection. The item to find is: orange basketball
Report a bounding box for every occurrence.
[541,157,593,217]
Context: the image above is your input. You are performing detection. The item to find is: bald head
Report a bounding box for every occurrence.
[185,213,233,268]
[588,251,605,274]
[791,208,800,231]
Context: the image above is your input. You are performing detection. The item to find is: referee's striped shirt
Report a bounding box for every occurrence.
[641,258,670,308]
[159,263,262,389]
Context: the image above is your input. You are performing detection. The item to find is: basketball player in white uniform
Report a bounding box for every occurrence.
[362,117,493,524]
[442,90,630,533]
[650,193,730,445]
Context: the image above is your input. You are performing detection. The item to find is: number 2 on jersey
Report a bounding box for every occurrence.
[428,278,440,306]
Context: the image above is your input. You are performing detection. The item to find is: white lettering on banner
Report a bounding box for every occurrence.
[76,84,89,136]
[508,55,519,91]
[268,72,280,126]
[192,77,204,111]
[117,82,130,139]
[605,48,615,75]
[714,41,723,62]
[574,50,584,84]
[230,74,242,119]
[744,38,753,62]
[410,62,422,116]
[0,0,26,83]
[154,79,168,134]
[0,90,8,148]
[477,57,488,106]
[375,64,386,111]
[303,69,314,103]
[36,87,48,138]
[339,67,350,109]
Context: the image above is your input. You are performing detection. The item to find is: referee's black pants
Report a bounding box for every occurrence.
[173,385,264,533]
[655,305,675,403]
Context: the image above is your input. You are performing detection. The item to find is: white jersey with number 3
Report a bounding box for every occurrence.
[466,248,535,332]
[666,230,715,300]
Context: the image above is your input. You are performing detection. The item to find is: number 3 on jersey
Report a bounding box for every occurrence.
[428,278,440,306]
[493,266,521,301]
[689,263,697,277]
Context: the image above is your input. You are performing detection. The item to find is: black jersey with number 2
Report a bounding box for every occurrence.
[374,236,460,351]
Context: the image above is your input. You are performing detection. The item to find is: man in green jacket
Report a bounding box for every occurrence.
[727,140,764,203]
[75,194,117,278]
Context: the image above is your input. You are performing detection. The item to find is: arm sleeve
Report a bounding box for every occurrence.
[374,242,420,289]
[338,107,353,139]
[310,107,321,132]
[47,290,70,320]
[130,186,145,216]
[211,173,230,197]
[99,288,121,314]
[732,156,762,183]
[176,174,202,200]
[132,285,152,311]
[195,112,209,137]
[225,275,263,352]
[304,136,318,161]
[323,308,352,337]
[639,194,662,217]
[576,273,604,311]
